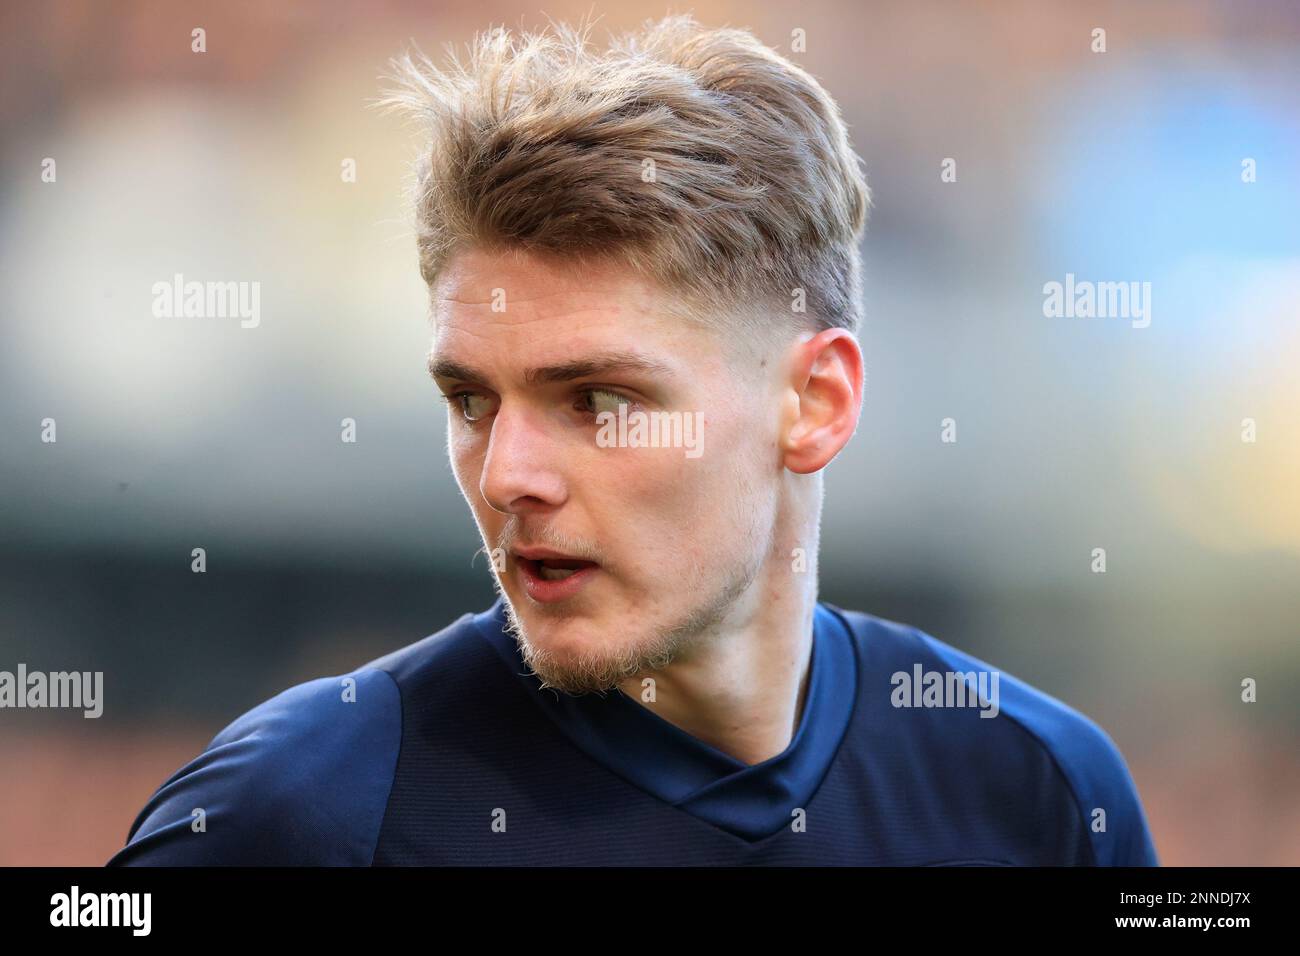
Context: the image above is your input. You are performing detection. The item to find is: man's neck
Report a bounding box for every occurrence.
[616,583,818,767]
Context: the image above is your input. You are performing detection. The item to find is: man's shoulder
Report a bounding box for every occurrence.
[361,605,503,688]
[824,603,1159,866]
[108,606,494,866]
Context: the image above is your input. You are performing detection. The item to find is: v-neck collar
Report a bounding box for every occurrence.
[472,597,859,841]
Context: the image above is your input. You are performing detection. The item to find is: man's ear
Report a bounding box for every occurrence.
[780,328,864,474]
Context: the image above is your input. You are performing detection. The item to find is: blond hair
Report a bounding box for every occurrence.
[384,14,870,336]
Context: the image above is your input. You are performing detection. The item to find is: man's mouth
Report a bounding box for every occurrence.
[511,547,601,602]
[529,558,594,581]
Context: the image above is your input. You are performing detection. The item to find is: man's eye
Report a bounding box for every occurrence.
[579,388,630,417]
[444,392,494,422]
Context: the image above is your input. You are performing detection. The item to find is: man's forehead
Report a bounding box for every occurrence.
[432,247,661,313]
[431,251,710,354]
[427,247,766,378]
[429,295,691,374]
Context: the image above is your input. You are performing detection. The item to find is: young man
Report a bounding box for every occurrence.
[109,15,1157,866]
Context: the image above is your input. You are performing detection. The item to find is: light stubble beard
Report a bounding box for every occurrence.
[493,538,766,696]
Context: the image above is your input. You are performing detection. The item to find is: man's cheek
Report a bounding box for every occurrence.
[633,457,719,529]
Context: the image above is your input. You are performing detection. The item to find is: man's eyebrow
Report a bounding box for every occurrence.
[427,351,676,387]
[427,356,483,384]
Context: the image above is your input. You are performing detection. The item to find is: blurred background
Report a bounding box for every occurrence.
[1,0,1297,865]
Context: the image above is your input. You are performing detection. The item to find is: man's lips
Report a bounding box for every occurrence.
[510,546,601,602]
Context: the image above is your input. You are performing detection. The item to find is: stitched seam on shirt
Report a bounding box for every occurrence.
[366,667,405,866]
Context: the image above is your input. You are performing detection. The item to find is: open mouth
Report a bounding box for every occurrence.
[512,549,601,602]
[519,556,599,580]
[526,557,596,581]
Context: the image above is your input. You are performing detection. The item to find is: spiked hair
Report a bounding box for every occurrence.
[384,14,870,335]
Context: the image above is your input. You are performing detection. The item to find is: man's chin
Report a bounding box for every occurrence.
[506,614,619,694]
[522,654,622,696]
[501,603,675,696]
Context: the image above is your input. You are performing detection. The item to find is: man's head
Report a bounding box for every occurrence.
[389,15,868,693]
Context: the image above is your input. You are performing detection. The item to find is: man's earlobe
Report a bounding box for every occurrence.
[781,329,863,475]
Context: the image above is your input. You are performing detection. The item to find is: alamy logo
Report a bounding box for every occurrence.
[890,663,1000,718]
[1042,272,1151,329]
[151,273,261,328]
[596,404,704,459]
[50,886,150,936]
[0,664,102,718]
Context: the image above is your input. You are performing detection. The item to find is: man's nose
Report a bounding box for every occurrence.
[479,404,567,515]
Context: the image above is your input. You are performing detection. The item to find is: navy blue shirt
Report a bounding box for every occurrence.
[108,600,1159,865]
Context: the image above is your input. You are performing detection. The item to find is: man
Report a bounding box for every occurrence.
[109,15,1158,866]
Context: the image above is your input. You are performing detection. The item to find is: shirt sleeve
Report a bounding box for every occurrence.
[923,635,1160,866]
[1039,710,1160,866]
[106,667,402,866]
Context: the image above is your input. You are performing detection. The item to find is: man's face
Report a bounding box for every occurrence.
[430,247,787,694]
